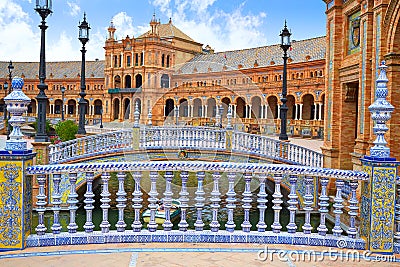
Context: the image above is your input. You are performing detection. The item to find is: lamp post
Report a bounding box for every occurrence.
[61,86,65,121]
[5,61,14,140]
[3,82,8,121]
[279,21,291,141]
[77,13,90,135]
[34,0,52,142]
[100,107,103,128]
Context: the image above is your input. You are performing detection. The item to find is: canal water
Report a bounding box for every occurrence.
[34,172,333,233]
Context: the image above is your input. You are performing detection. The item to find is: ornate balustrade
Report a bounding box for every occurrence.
[26,161,369,248]
[141,126,226,151]
[48,126,323,167]
[48,130,133,163]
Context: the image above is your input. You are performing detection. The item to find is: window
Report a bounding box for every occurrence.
[127,55,131,67]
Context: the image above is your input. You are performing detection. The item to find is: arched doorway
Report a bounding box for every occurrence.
[67,99,76,115]
[54,99,63,114]
[207,98,216,118]
[221,97,231,117]
[179,98,188,117]
[165,99,174,117]
[114,75,121,88]
[113,98,120,120]
[94,99,102,115]
[267,96,278,119]
[302,94,315,120]
[135,74,142,88]
[123,98,130,120]
[236,97,246,118]
[251,96,261,118]
[287,95,296,120]
[193,98,202,117]
[125,75,132,88]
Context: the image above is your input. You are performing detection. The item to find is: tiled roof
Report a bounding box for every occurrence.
[138,23,196,42]
[0,60,105,80]
[177,36,326,74]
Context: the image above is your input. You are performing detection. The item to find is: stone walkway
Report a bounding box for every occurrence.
[1,243,399,267]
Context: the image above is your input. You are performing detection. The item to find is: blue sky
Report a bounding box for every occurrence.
[0,0,327,62]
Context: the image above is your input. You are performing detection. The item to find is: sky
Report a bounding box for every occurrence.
[0,0,327,62]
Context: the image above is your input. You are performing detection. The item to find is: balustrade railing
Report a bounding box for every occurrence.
[48,126,323,167]
[48,130,132,163]
[26,161,368,248]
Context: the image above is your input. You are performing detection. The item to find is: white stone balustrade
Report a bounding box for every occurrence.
[26,161,368,248]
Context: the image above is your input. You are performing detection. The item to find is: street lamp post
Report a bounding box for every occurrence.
[77,13,90,135]
[61,86,65,121]
[3,82,8,121]
[6,61,14,140]
[34,0,52,142]
[100,108,103,128]
[279,21,291,141]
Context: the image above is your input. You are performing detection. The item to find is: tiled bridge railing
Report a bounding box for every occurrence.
[26,161,369,249]
[48,126,323,167]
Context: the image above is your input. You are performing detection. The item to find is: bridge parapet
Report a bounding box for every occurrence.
[25,161,370,250]
[48,126,323,167]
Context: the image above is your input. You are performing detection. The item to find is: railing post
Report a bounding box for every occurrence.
[360,61,398,253]
[0,76,36,250]
[132,102,140,150]
[225,105,233,152]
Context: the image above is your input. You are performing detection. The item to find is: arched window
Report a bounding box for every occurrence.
[125,75,132,88]
[114,75,121,88]
[135,74,142,88]
[161,74,169,88]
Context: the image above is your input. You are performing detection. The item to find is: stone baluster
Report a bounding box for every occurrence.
[302,175,314,234]
[241,173,252,232]
[194,171,206,231]
[317,176,329,236]
[147,171,159,232]
[178,171,189,231]
[132,171,143,232]
[84,172,95,233]
[347,181,359,238]
[35,174,47,235]
[162,171,173,231]
[210,171,221,232]
[395,175,400,242]
[67,173,78,233]
[225,172,237,232]
[332,178,344,237]
[51,174,62,234]
[256,173,268,232]
[271,173,283,233]
[287,174,298,233]
[115,172,127,232]
[100,172,111,233]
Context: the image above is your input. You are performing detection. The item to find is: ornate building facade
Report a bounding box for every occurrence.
[322,0,400,169]
[0,15,326,139]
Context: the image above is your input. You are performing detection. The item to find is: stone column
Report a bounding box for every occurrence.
[360,61,398,253]
[318,103,323,121]
[0,77,36,250]
[313,103,317,120]
[299,104,303,120]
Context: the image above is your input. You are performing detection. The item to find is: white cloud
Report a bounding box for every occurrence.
[67,1,81,17]
[152,0,267,52]
[0,0,40,61]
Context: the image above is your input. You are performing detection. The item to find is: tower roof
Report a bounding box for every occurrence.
[138,22,196,42]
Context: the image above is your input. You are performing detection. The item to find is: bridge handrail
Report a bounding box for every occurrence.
[48,129,132,163]
[27,161,367,180]
[48,126,323,167]
[140,126,226,151]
